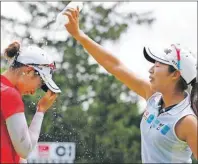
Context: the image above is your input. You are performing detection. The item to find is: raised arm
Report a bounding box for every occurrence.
[64,9,154,100]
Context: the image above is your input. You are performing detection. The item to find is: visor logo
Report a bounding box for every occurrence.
[49,63,56,70]
[164,48,172,55]
[171,60,178,68]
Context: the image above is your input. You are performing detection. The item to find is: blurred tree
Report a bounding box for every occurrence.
[1,2,155,163]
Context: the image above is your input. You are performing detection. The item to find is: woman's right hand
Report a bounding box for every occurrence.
[63,8,82,39]
[37,90,58,113]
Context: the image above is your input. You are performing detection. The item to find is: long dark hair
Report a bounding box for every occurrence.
[168,66,198,117]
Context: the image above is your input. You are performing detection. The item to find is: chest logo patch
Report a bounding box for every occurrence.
[143,110,171,135]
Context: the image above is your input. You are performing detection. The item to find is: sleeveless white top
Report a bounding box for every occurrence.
[140,92,196,163]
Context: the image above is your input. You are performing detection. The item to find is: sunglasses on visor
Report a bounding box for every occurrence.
[26,62,56,74]
[12,60,56,92]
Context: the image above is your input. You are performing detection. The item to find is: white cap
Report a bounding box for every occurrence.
[143,44,197,84]
[16,46,61,93]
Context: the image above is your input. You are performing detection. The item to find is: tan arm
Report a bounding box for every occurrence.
[64,8,154,100]
[75,31,154,100]
[175,115,198,160]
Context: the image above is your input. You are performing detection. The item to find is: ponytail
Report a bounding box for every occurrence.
[3,42,22,68]
[4,42,20,59]
[190,78,198,117]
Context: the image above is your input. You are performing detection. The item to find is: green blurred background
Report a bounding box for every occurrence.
[1,2,197,163]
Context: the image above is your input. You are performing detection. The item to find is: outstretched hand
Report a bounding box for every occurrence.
[63,7,81,39]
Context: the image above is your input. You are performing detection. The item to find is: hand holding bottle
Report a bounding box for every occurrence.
[55,2,83,30]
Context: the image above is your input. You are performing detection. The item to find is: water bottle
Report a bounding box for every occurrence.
[55,2,83,30]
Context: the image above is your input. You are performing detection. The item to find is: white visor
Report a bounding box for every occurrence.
[143,44,197,84]
[16,46,61,93]
[32,65,61,93]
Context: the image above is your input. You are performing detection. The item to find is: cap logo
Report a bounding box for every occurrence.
[164,48,172,55]
[48,63,56,70]
[172,60,178,68]
[171,44,181,70]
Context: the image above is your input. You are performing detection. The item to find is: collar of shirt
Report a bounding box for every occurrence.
[1,75,15,88]
[158,92,190,116]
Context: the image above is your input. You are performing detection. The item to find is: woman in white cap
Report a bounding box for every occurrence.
[1,42,61,163]
[63,9,197,163]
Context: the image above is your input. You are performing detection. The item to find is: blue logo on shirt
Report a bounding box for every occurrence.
[160,125,170,135]
[147,114,155,124]
[143,110,171,135]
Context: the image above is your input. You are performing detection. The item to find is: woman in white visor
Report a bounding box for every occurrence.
[63,8,197,163]
[1,42,61,163]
